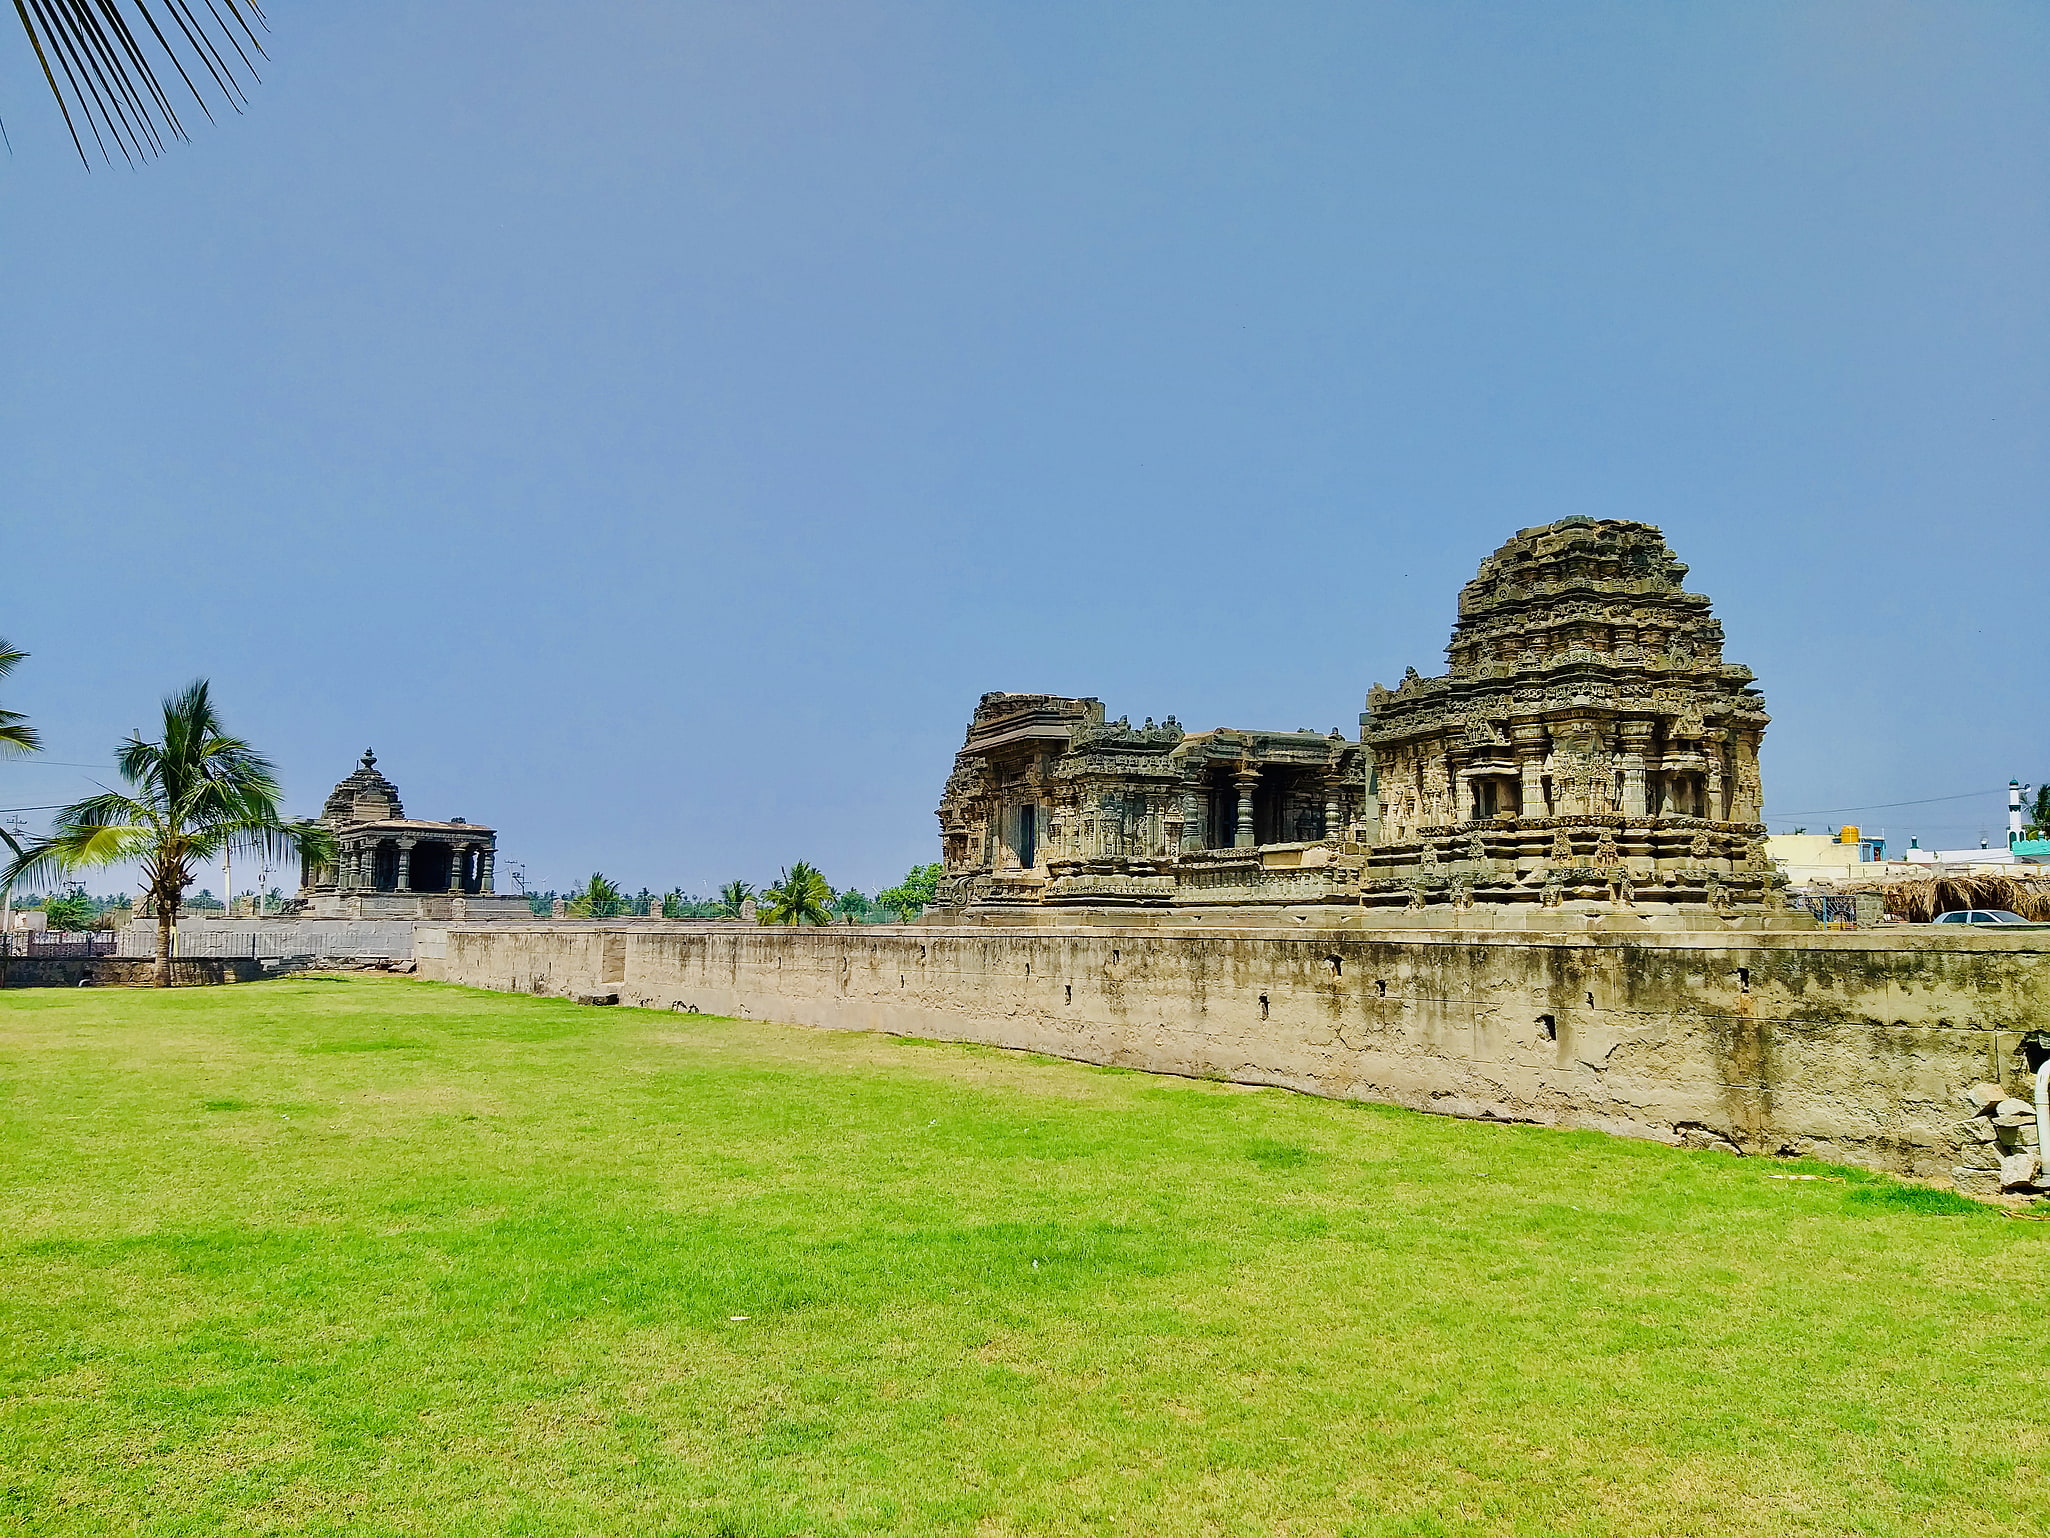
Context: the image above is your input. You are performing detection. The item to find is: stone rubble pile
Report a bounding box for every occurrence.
[1953,1081,2042,1197]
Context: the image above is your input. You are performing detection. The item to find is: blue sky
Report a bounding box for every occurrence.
[1,1,2044,896]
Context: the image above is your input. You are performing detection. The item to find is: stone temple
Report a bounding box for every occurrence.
[934,518,1780,927]
[291,750,529,920]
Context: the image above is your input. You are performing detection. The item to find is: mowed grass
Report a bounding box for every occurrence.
[1,979,2046,1537]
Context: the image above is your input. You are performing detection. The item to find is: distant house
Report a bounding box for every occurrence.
[1764,829,1892,884]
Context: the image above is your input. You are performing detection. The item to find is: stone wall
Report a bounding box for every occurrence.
[1,957,268,988]
[416,921,2050,1182]
[94,958,268,987]
[2,956,102,987]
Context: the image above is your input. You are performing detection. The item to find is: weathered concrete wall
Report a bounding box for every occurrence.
[414,920,2050,1179]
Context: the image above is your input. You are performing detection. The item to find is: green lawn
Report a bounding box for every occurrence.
[1,977,2045,1536]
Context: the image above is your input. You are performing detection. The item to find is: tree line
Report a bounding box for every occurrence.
[532,863,943,924]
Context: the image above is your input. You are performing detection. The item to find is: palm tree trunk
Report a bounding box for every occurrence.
[155,897,175,988]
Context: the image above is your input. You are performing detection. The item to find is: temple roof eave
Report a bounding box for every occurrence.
[333,819,497,836]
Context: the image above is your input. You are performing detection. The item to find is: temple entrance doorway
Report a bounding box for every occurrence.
[408,841,454,893]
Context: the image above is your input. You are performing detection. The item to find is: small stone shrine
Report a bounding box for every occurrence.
[291,750,530,919]
[933,518,1781,927]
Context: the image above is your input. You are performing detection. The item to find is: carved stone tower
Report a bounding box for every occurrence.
[1359,517,1774,910]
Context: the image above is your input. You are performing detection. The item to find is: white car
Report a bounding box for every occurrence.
[1930,909,2049,928]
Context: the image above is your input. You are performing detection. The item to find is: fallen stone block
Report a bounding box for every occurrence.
[1995,1098,2035,1121]
[572,991,619,1006]
[1965,1082,2008,1111]
[1999,1152,2041,1191]
[1954,1166,2003,1198]
[1959,1119,1999,1144]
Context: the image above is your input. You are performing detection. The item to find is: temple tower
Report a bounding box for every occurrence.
[1359,517,1775,910]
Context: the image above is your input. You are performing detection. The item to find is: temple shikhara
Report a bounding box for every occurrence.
[934,518,1778,926]
[290,750,529,919]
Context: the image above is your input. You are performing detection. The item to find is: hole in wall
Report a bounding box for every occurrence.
[1112,948,1120,963]
[1375,979,1387,996]
[1325,955,1343,977]
[1538,1013,1556,1042]
[1025,961,1031,976]
[1259,993,1270,1020]
[1065,984,1072,1004]
[919,945,928,961]
[1586,992,1595,1008]
[1737,967,1750,994]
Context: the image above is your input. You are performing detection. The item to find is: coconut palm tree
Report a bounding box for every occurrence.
[715,879,756,918]
[760,862,833,926]
[10,1,266,167]
[565,872,627,918]
[1,679,331,986]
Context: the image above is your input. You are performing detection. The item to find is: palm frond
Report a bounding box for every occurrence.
[1,789,154,890]
[2,837,76,893]
[11,0,267,167]
[187,812,331,868]
[49,821,154,869]
[56,789,155,829]
[0,637,39,754]
[0,710,38,754]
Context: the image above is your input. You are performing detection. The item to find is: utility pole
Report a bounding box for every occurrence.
[0,816,27,988]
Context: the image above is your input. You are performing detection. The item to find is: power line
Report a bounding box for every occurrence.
[1764,788,2009,819]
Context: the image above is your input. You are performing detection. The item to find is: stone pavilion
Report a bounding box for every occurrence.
[291,750,529,919]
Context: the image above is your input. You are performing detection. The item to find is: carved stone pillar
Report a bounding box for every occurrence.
[396,838,415,893]
[1512,722,1548,818]
[479,849,495,894]
[1703,730,1728,821]
[1233,763,1259,848]
[1730,732,1764,823]
[1181,781,1206,853]
[1617,719,1655,818]
[1323,775,1343,843]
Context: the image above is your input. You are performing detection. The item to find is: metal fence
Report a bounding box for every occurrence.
[1794,894,1861,929]
[113,921,417,961]
[0,933,118,960]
